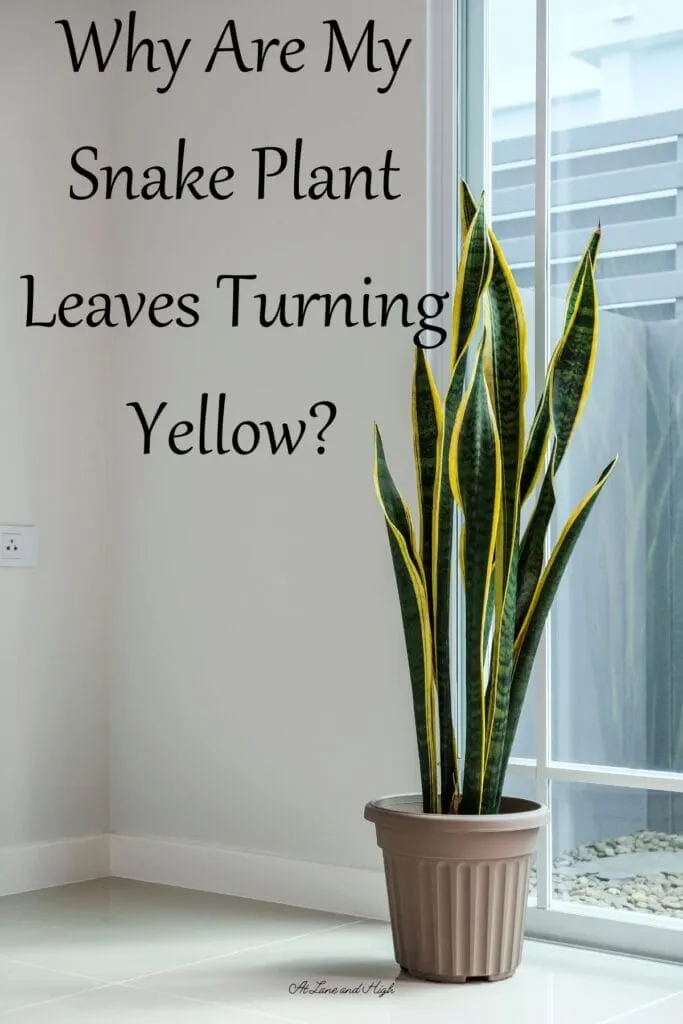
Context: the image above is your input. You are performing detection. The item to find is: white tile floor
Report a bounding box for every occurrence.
[0,879,681,1021]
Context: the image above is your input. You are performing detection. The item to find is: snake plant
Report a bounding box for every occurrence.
[373,181,617,815]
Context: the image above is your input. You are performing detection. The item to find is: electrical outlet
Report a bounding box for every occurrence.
[2,533,21,559]
[0,525,38,567]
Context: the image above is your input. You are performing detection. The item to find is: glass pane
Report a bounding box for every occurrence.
[503,774,539,903]
[503,774,537,803]
[542,0,683,771]
[490,0,537,760]
[552,782,683,919]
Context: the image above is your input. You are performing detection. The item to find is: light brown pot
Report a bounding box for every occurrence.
[364,794,548,983]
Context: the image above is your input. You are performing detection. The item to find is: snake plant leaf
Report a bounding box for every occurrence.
[373,425,420,570]
[429,195,493,811]
[430,372,464,814]
[564,227,601,326]
[374,426,439,813]
[373,181,613,817]
[498,457,618,798]
[552,260,599,467]
[520,228,601,505]
[382,527,439,813]
[451,192,495,374]
[587,224,601,264]
[449,337,502,814]
[516,459,556,632]
[412,348,443,611]
[459,528,496,654]
[519,346,561,505]
[460,178,478,238]
[412,349,458,810]
[437,386,468,813]
[516,258,599,632]
[517,463,616,660]
[481,228,528,803]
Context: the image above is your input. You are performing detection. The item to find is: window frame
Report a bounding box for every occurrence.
[427,0,683,963]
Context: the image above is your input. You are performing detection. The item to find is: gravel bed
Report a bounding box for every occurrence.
[529,830,683,917]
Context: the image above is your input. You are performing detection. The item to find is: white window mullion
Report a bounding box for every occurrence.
[460,0,491,200]
[452,0,683,964]
[426,0,456,396]
[450,0,492,781]
[508,758,683,794]
[534,0,552,912]
[426,0,465,778]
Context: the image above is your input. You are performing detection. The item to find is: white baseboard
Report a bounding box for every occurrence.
[109,833,390,922]
[0,831,388,921]
[0,834,110,897]
[3,835,682,965]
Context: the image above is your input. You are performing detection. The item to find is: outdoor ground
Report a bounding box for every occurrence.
[530,831,683,916]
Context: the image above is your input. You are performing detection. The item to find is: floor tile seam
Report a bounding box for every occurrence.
[114,916,364,984]
[0,982,118,1018]
[0,916,365,988]
[1,916,365,988]
[116,982,308,1022]
[597,988,683,1024]
[0,956,110,986]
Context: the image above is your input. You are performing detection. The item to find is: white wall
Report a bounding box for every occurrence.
[0,1,109,845]
[109,0,429,870]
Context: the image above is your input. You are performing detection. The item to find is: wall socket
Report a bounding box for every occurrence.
[0,525,38,567]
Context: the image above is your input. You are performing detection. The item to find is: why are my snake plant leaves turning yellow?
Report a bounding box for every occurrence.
[373,181,617,815]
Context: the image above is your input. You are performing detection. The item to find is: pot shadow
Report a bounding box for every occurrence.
[232,956,405,984]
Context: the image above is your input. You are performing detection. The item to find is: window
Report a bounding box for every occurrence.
[439,0,683,959]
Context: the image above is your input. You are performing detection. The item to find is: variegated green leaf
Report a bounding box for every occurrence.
[430,371,468,815]
[460,178,478,238]
[431,191,493,812]
[449,338,501,814]
[480,228,528,811]
[519,347,560,506]
[374,426,438,813]
[520,228,601,505]
[372,182,613,818]
[516,258,599,633]
[451,190,495,374]
[552,261,599,466]
[565,226,601,317]
[497,458,618,802]
[412,348,458,810]
[412,348,442,611]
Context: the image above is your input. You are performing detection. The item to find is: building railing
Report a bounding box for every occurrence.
[491,109,683,320]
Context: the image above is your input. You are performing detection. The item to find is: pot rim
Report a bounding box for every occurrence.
[364,793,548,831]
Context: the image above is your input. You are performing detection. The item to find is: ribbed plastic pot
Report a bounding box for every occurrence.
[364,794,548,983]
